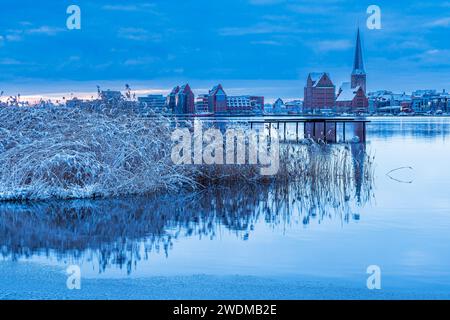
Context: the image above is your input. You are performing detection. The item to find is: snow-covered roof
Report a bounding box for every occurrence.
[309,72,330,87]
[337,85,361,102]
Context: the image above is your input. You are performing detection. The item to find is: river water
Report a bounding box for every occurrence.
[1,117,450,299]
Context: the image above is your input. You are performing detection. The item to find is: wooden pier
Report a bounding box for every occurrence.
[164,115,370,143]
[248,117,370,143]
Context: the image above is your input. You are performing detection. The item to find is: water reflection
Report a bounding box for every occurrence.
[368,117,450,140]
[0,143,373,274]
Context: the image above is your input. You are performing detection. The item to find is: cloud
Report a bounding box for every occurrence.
[287,3,342,15]
[251,40,283,46]
[5,34,22,41]
[102,4,140,11]
[426,17,450,27]
[249,0,286,5]
[313,39,353,52]
[0,58,23,65]
[0,25,62,46]
[219,22,306,36]
[124,56,159,66]
[102,3,158,14]
[118,28,161,42]
[27,26,64,36]
[418,49,450,64]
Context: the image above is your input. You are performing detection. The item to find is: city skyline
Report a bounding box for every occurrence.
[0,0,450,100]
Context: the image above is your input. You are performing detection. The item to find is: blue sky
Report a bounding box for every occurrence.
[0,0,449,100]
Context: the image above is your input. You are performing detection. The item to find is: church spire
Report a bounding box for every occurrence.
[352,28,365,75]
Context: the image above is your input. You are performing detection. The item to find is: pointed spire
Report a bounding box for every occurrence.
[352,28,365,75]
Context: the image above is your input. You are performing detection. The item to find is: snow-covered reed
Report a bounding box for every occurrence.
[0,106,374,201]
[0,106,193,200]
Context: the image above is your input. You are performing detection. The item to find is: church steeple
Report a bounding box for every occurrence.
[353,28,365,74]
[351,28,367,92]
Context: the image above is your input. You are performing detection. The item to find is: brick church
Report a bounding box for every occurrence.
[304,28,369,114]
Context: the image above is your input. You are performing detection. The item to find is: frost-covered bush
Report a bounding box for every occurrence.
[0,106,193,200]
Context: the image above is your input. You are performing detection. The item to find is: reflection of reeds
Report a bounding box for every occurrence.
[0,154,374,273]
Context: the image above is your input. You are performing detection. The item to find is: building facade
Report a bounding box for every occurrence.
[336,83,368,113]
[208,84,227,113]
[227,95,264,114]
[138,94,166,112]
[195,94,209,113]
[100,90,123,104]
[351,28,367,93]
[336,28,369,113]
[303,72,336,113]
[166,86,180,112]
[167,84,195,114]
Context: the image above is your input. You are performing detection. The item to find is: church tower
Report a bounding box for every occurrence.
[351,28,366,93]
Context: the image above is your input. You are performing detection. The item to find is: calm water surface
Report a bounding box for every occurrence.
[1,117,450,299]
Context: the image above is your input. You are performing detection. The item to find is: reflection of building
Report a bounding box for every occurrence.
[350,142,366,204]
[208,84,227,113]
[167,84,195,114]
[303,72,336,113]
[138,94,166,112]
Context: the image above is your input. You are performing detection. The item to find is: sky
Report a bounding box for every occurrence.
[0,0,449,101]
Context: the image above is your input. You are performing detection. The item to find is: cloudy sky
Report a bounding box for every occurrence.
[0,0,449,100]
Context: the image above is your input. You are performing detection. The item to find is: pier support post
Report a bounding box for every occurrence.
[325,121,337,143]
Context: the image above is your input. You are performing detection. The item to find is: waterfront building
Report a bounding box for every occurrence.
[273,98,284,111]
[285,100,303,114]
[250,96,265,112]
[336,29,369,114]
[351,28,367,93]
[166,86,180,112]
[336,82,368,113]
[303,72,336,113]
[100,90,123,103]
[195,94,209,113]
[167,84,195,114]
[66,97,84,108]
[436,90,450,112]
[411,90,449,113]
[176,84,195,114]
[138,94,166,112]
[227,96,252,112]
[227,95,265,114]
[368,91,412,114]
[208,84,228,113]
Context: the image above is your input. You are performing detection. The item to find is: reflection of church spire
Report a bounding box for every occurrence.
[350,142,366,204]
[351,28,367,92]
